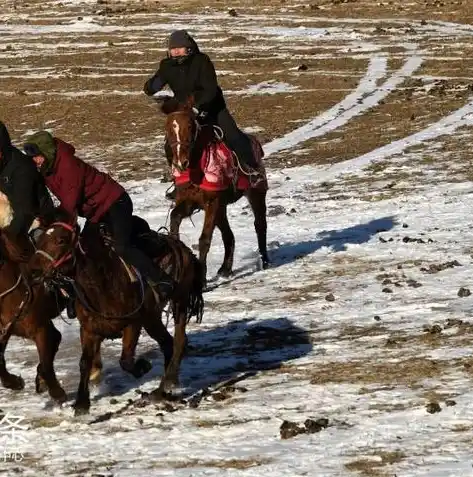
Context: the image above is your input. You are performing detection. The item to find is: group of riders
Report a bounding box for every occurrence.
[0,30,257,301]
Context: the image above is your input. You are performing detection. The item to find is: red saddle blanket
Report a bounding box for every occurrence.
[172,134,267,192]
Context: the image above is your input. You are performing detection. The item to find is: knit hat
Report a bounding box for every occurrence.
[168,30,195,50]
[23,131,57,174]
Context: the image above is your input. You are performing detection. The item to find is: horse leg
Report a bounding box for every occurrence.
[82,329,103,384]
[169,200,190,239]
[247,188,270,269]
[142,312,174,401]
[151,303,186,400]
[119,323,152,378]
[35,322,66,403]
[90,344,103,384]
[0,335,25,390]
[74,327,101,416]
[216,207,235,277]
[199,199,219,283]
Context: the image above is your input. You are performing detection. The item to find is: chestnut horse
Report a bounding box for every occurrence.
[0,229,67,403]
[159,97,270,283]
[29,211,204,415]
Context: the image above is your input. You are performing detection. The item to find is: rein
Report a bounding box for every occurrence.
[52,273,146,321]
[0,272,32,344]
[166,114,200,151]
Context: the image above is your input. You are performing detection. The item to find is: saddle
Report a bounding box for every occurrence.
[94,215,169,273]
[171,126,267,193]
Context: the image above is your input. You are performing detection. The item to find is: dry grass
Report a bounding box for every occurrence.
[149,456,273,469]
[345,451,406,477]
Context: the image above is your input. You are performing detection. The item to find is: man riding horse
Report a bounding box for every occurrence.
[143,30,257,200]
[0,121,54,250]
[23,131,175,300]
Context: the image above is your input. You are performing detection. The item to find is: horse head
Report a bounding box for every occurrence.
[28,208,80,281]
[159,95,198,172]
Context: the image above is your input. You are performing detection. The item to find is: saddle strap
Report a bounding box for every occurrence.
[117,255,138,283]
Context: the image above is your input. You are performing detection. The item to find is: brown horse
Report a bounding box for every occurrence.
[29,211,204,415]
[159,96,270,283]
[0,229,67,404]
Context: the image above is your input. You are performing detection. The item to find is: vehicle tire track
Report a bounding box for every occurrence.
[264,55,423,157]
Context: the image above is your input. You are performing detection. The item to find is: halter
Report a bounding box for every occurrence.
[34,221,79,270]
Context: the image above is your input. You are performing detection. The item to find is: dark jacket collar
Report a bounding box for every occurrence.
[0,122,13,172]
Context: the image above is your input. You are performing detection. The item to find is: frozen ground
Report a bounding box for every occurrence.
[1,1,473,476]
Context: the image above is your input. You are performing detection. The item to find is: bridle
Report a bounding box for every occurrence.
[166,111,200,167]
[34,221,79,271]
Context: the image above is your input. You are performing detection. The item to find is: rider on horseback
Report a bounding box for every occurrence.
[143,29,257,200]
[23,131,174,299]
[0,121,54,246]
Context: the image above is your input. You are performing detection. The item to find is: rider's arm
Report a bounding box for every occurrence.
[7,165,37,236]
[144,60,167,95]
[195,54,219,112]
[57,156,84,219]
[37,179,55,224]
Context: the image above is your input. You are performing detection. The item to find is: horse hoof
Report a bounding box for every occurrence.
[73,402,90,416]
[89,367,103,384]
[2,374,25,391]
[217,266,232,278]
[50,387,67,404]
[262,259,270,270]
[133,358,152,378]
[149,388,167,402]
[35,374,47,394]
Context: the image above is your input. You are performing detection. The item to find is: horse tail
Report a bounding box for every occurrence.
[186,253,204,324]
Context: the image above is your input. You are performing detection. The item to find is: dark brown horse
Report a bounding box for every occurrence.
[0,229,67,403]
[29,212,204,415]
[159,96,270,283]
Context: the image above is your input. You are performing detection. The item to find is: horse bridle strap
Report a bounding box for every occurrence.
[34,221,78,269]
[167,115,200,149]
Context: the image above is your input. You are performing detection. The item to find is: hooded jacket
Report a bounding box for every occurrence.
[144,32,226,118]
[0,122,54,237]
[24,132,125,223]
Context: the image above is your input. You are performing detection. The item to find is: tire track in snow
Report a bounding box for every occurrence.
[264,55,423,157]
[316,97,473,181]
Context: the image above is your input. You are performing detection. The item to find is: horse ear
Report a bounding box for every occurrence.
[161,97,180,115]
[185,95,195,109]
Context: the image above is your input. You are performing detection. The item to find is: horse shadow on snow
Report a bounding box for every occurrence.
[269,216,396,268]
[92,316,312,402]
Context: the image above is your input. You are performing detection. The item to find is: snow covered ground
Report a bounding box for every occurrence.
[1,1,473,476]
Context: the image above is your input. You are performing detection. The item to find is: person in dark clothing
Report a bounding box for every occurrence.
[0,121,55,242]
[23,131,174,300]
[144,30,257,199]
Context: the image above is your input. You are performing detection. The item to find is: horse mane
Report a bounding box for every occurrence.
[41,207,77,229]
[160,95,195,115]
[78,222,135,296]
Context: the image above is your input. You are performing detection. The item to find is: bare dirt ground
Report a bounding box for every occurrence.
[1,0,473,179]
